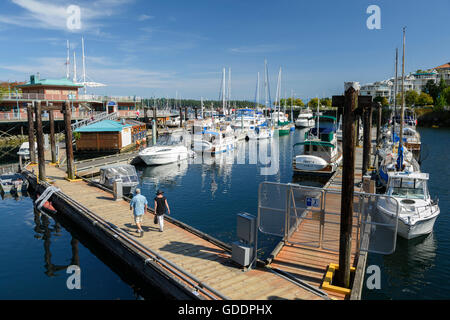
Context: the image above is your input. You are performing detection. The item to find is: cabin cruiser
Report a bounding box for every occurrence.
[98,164,139,195]
[293,116,342,175]
[247,123,274,140]
[376,172,440,239]
[139,134,193,166]
[377,142,420,188]
[0,173,27,193]
[295,108,315,128]
[231,109,265,130]
[17,142,37,160]
[193,124,236,154]
[271,111,289,123]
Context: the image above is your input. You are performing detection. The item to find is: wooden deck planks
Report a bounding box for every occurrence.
[31,162,328,300]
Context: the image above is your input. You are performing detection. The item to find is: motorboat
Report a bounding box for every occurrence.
[376,171,440,239]
[247,123,274,140]
[293,116,342,175]
[0,173,27,193]
[377,142,420,188]
[17,142,37,160]
[98,164,139,195]
[193,125,236,154]
[295,108,315,128]
[139,132,193,166]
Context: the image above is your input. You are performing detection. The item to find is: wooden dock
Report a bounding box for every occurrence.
[266,143,371,300]
[24,160,331,300]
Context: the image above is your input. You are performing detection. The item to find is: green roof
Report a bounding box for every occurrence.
[293,141,336,149]
[318,115,336,121]
[18,75,83,88]
[74,120,132,133]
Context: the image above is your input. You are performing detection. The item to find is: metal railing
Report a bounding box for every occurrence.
[1,92,142,102]
[257,182,400,256]
[71,111,118,131]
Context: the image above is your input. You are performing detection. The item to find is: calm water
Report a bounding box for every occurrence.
[363,127,450,299]
[0,127,449,299]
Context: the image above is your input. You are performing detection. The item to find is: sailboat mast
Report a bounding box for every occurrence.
[82,36,87,94]
[393,48,398,140]
[255,72,260,110]
[222,67,226,115]
[227,67,231,113]
[264,59,269,116]
[73,51,77,83]
[66,40,70,79]
[316,96,320,134]
[400,27,406,146]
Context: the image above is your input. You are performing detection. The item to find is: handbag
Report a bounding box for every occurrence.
[154,215,158,224]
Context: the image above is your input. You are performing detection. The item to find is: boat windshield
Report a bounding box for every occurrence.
[102,166,138,183]
[388,178,427,199]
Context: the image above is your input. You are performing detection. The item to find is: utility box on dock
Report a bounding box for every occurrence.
[232,213,256,268]
[231,242,253,267]
[363,175,375,194]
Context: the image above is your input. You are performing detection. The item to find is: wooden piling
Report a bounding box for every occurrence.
[63,101,75,180]
[27,102,36,164]
[362,103,372,175]
[179,107,183,128]
[35,100,46,181]
[376,102,382,147]
[337,82,359,289]
[49,107,57,164]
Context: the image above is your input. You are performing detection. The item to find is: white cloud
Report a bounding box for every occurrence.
[138,14,154,21]
[0,0,133,33]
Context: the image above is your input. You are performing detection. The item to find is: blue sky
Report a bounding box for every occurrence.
[0,0,449,101]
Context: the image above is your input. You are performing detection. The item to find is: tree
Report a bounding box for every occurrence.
[396,90,418,107]
[320,97,331,107]
[416,92,433,106]
[308,98,320,109]
[423,80,440,104]
[374,96,389,107]
[442,87,450,106]
[435,95,446,111]
[405,90,419,107]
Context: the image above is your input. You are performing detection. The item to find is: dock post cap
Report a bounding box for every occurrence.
[344,82,360,92]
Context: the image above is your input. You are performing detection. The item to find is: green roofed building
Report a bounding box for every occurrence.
[74,119,146,153]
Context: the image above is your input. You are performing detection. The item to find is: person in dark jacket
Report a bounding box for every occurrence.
[154,189,170,232]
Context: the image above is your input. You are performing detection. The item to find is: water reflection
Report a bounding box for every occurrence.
[33,208,80,277]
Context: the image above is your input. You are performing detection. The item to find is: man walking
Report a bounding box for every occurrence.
[130,188,147,235]
[154,189,170,232]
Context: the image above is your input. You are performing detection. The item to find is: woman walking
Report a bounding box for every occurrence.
[154,189,170,232]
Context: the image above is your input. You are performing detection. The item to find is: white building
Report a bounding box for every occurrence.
[360,62,450,103]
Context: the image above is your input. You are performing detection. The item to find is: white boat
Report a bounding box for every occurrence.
[271,111,289,123]
[294,115,339,171]
[293,116,342,175]
[0,173,27,193]
[139,134,192,166]
[98,164,139,195]
[295,109,315,128]
[166,116,180,127]
[377,143,419,187]
[376,172,440,239]
[17,142,37,160]
[193,125,236,154]
[247,124,274,140]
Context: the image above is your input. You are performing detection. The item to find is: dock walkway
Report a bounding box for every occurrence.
[267,142,371,300]
[25,161,327,300]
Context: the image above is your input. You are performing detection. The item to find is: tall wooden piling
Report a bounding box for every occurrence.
[337,82,359,288]
[49,106,57,164]
[179,107,183,128]
[152,105,157,145]
[26,102,36,164]
[63,101,75,180]
[362,103,372,175]
[194,107,198,120]
[376,102,382,147]
[35,100,46,181]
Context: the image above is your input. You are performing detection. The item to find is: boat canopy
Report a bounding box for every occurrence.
[310,127,335,135]
[317,115,337,122]
[293,141,336,149]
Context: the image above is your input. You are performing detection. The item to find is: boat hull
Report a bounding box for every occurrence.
[293,155,341,174]
[295,119,315,128]
[140,151,188,165]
